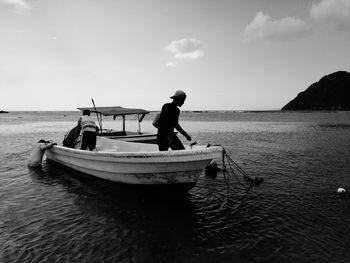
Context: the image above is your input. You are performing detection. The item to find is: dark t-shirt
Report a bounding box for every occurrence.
[157,102,180,136]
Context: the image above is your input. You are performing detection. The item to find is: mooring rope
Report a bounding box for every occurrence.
[220,147,264,193]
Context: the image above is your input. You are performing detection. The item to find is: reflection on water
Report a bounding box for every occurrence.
[1,111,350,262]
[4,164,201,262]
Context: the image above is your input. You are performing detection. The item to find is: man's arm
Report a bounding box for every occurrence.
[77,116,82,127]
[41,142,57,151]
[175,123,191,141]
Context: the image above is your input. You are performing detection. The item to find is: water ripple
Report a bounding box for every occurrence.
[1,112,350,262]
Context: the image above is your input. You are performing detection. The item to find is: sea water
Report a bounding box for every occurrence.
[1,111,350,262]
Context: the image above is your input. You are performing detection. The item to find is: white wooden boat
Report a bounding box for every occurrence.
[77,106,157,144]
[45,137,223,191]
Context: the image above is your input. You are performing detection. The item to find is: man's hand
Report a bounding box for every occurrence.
[185,134,191,141]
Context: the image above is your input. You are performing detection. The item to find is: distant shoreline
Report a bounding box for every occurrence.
[3,110,350,113]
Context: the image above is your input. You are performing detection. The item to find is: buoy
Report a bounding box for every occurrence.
[337,188,346,194]
[205,160,218,177]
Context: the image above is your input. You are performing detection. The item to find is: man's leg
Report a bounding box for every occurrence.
[169,134,185,150]
[157,135,169,151]
[88,132,97,151]
[80,132,88,150]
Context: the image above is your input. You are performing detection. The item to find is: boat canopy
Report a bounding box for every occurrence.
[77,106,150,117]
[77,106,150,132]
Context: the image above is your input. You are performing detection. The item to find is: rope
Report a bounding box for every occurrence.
[220,147,264,194]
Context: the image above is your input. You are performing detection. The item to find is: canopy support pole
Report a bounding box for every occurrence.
[138,114,141,134]
[122,115,125,134]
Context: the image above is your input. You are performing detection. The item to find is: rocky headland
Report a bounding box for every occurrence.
[282,71,350,111]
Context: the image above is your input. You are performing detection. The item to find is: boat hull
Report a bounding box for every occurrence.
[45,144,222,189]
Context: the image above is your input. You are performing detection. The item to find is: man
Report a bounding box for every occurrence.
[157,90,191,151]
[77,110,99,151]
[28,140,56,167]
[63,125,81,148]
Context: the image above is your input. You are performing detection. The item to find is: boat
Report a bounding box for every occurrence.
[45,137,223,191]
[77,106,157,144]
[0,110,9,114]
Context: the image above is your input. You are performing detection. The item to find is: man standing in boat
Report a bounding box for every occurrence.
[77,110,99,151]
[156,90,191,151]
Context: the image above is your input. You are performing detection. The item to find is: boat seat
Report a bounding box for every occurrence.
[98,131,126,136]
[96,137,158,152]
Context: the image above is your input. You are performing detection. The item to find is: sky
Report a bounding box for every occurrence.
[1,0,350,111]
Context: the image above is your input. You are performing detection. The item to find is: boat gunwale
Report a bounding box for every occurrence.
[48,145,223,159]
[98,133,157,138]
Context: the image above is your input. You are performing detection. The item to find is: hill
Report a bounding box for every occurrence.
[281,71,350,110]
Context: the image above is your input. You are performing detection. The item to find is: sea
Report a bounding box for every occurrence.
[1,110,350,263]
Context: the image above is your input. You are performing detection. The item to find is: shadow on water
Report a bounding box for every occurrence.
[30,161,195,209]
[22,163,207,262]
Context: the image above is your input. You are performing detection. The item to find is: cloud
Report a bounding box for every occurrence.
[310,0,350,30]
[166,61,178,67]
[0,0,32,13]
[244,12,311,42]
[164,38,204,60]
